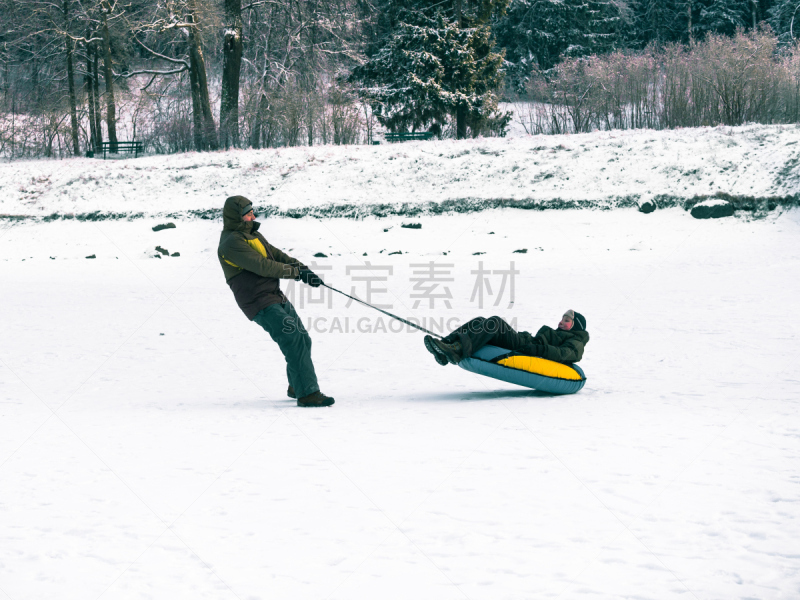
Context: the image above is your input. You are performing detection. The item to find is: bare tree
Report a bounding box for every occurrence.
[220,0,243,148]
[91,38,103,148]
[0,0,107,156]
[241,0,364,148]
[455,0,467,139]
[84,34,101,151]
[100,0,119,152]
[63,0,80,154]
[0,0,365,157]
[123,0,218,150]
[186,0,218,149]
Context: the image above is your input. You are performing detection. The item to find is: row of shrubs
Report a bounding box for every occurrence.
[514,29,800,135]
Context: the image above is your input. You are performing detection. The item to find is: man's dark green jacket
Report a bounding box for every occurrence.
[218,195,306,319]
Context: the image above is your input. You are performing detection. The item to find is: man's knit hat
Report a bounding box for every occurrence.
[564,309,587,332]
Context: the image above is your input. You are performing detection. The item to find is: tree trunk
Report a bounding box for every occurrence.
[92,46,102,149]
[101,2,117,152]
[2,56,9,103]
[307,95,314,146]
[10,95,15,158]
[250,98,262,149]
[251,90,270,149]
[687,0,693,43]
[452,0,468,139]
[220,0,243,149]
[63,0,80,155]
[751,0,757,29]
[31,56,40,108]
[65,42,80,155]
[187,2,218,151]
[456,106,467,139]
[86,42,98,151]
[188,54,205,151]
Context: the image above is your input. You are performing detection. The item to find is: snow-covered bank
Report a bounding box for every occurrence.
[1,124,799,219]
[2,208,799,598]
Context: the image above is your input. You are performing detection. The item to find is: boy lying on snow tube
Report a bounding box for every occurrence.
[424,310,590,394]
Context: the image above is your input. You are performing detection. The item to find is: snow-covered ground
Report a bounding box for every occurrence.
[1,123,799,220]
[2,198,799,598]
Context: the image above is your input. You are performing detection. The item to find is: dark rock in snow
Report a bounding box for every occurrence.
[691,200,734,219]
[152,222,176,232]
[638,197,657,214]
[155,246,169,255]
[473,252,485,255]
[388,250,402,255]
[314,252,328,257]
[401,223,422,229]
[363,252,368,256]
[513,249,528,254]
[86,254,96,259]
[171,252,180,257]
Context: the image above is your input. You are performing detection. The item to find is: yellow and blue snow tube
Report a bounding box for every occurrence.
[458,345,586,395]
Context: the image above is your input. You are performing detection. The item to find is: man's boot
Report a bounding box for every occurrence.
[431,338,463,365]
[287,385,296,399]
[424,335,449,366]
[298,391,335,407]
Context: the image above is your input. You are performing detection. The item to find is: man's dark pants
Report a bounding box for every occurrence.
[445,316,533,358]
[253,301,319,398]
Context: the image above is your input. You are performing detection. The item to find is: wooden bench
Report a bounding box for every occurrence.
[100,141,144,159]
[384,132,435,143]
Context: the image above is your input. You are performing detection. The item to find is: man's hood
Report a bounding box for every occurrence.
[222,195,259,233]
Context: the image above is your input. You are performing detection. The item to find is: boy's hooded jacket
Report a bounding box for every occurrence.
[531,326,589,363]
[218,196,307,319]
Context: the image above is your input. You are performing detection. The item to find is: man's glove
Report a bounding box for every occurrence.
[297,268,323,288]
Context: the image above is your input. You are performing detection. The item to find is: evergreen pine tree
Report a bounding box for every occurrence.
[571,0,629,57]
[768,0,800,43]
[350,12,507,136]
[494,0,629,81]
[696,0,751,36]
[494,0,572,74]
[632,0,685,45]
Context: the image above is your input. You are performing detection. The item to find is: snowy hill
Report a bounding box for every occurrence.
[1,123,799,220]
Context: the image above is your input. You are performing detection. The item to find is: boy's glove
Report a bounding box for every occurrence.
[527,343,547,358]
